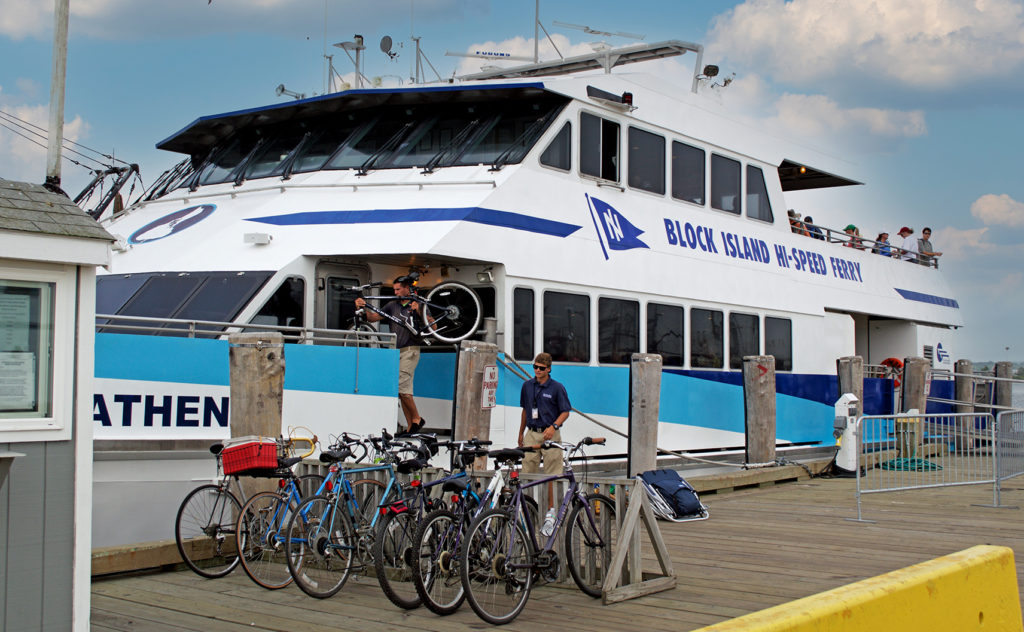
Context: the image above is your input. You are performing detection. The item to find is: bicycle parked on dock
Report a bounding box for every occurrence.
[459,437,617,625]
[173,434,320,579]
[348,270,482,344]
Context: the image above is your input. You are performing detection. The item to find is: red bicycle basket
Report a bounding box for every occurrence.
[221,437,278,475]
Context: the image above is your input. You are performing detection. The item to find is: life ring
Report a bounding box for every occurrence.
[879,357,904,388]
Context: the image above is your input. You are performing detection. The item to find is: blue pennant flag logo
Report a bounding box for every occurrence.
[588,196,648,258]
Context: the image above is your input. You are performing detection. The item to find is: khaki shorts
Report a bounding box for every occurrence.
[521,428,563,475]
[398,347,420,395]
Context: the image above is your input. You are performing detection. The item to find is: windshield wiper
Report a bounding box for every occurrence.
[357,121,414,176]
[489,110,556,172]
[421,118,482,174]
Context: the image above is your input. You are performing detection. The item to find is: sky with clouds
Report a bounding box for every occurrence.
[2,0,1023,362]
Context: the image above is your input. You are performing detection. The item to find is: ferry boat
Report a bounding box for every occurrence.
[91,40,961,545]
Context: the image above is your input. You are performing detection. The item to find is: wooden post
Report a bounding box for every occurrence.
[836,356,863,415]
[994,362,1013,410]
[453,341,498,466]
[628,353,662,477]
[901,357,928,414]
[228,332,285,493]
[743,355,776,465]
[954,359,974,450]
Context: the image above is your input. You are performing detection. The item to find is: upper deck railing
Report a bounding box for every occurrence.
[793,220,939,269]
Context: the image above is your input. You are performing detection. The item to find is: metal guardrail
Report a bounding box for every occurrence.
[95,313,396,347]
[851,411,1024,521]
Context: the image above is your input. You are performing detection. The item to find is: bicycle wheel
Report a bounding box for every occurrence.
[285,495,356,599]
[460,508,533,625]
[422,281,482,343]
[297,473,326,499]
[413,508,466,615]
[236,491,296,589]
[174,484,242,578]
[373,508,422,609]
[348,478,388,530]
[564,493,617,598]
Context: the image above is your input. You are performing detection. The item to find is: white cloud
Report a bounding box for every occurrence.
[933,226,994,260]
[0,102,89,187]
[708,0,1024,89]
[970,193,1024,227]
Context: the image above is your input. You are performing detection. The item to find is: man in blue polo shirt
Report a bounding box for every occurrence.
[517,352,572,474]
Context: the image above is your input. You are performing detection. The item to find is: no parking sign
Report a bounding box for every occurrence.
[481,365,498,409]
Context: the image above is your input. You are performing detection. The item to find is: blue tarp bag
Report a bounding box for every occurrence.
[638,469,708,521]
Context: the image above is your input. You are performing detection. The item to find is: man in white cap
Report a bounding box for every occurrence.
[896,226,917,261]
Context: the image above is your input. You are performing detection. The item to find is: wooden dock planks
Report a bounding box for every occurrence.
[91,475,1024,631]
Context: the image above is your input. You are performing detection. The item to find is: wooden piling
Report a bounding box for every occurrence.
[901,357,928,414]
[453,341,498,466]
[836,356,863,414]
[954,359,974,449]
[228,332,285,493]
[743,355,776,465]
[627,353,662,477]
[994,361,1013,410]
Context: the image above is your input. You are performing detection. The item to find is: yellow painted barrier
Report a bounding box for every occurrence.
[695,545,1022,632]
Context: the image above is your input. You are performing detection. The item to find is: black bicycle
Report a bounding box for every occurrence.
[349,273,482,344]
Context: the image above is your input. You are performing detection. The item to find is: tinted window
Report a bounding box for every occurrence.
[196,137,250,185]
[746,165,774,223]
[598,297,639,364]
[243,130,305,180]
[672,141,705,205]
[580,112,619,181]
[250,276,305,328]
[765,316,793,371]
[459,106,553,166]
[627,127,665,194]
[544,291,589,363]
[729,313,760,369]
[325,276,361,330]
[540,122,571,171]
[513,288,535,361]
[691,308,723,368]
[286,124,359,174]
[646,303,684,366]
[96,274,148,317]
[711,154,741,214]
[169,274,268,328]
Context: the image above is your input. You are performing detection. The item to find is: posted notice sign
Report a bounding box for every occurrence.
[481,365,498,409]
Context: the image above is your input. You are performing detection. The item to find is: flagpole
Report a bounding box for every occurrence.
[45,0,70,191]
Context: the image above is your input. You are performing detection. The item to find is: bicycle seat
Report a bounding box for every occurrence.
[397,457,429,474]
[209,443,224,455]
[319,447,353,463]
[441,477,471,493]
[489,448,525,463]
[278,456,302,469]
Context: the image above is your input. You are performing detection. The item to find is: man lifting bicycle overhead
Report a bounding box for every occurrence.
[355,275,425,434]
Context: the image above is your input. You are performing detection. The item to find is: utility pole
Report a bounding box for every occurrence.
[45,0,70,192]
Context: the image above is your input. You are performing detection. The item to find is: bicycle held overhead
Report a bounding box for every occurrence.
[350,270,482,344]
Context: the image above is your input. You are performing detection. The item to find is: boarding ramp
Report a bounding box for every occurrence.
[852,410,1024,520]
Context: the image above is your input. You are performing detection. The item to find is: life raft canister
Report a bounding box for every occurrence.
[879,357,904,388]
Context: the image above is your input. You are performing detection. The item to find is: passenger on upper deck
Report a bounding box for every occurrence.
[917,227,942,267]
[788,210,809,236]
[871,232,892,257]
[803,216,825,240]
[843,225,864,250]
[896,227,918,261]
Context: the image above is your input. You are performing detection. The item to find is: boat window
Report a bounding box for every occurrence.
[627,127,665,195]
[543,291,590,363]
[765,317,792,371]
[324,276,362,330]
[457,109,535,165]
[729,312,760,369]
[163,273,269,336]
[746,165,774,223]
[286,123,361,174]
[580,112,619,181]
[691,308,724,368]
[513,287,535,361]
[96,274,149,320]
[598,297,639,364]
[326,115,414,170]
[540,122,571,171]
[384,114,468,169]
[711,154,741,215]
[672,141,705,205]
[249,276,305,328]
[647,303,684,367]
[195,137,250,186]
[243,130,306,180]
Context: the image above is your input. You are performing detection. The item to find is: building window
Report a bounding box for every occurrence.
[690,308,723,368]
[671,141,705,205]
[711,153,741,214]
[543,291,589,363]
[647,303,684,367]
[513,288,535,361]
[765,317,792,371]
[0,280,55,420]
[540,122,571,171]
[598,297,639,364]
[746,165,774,223]
[580,112,620,181]
[627,127,665,194]
[729,313,760,369]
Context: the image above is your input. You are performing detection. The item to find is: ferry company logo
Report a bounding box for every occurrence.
[936,343,950,363]
[586,194,648,260]
[128,204,216,245]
